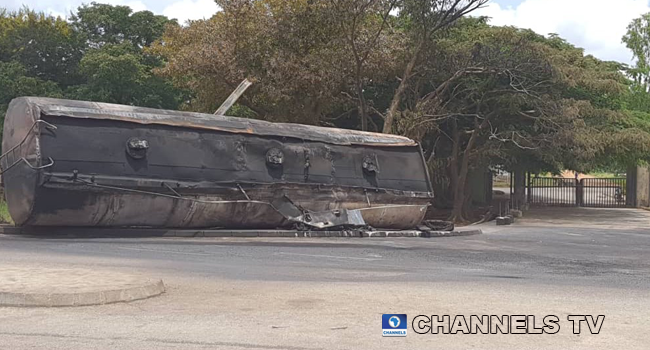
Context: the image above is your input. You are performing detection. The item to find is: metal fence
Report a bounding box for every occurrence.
[581,178,628,208]
[527,176,633,208]
[528,177,578,207]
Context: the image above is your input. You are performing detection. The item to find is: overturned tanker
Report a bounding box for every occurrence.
[1,97,433,230]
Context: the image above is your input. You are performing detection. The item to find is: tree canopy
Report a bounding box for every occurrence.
[0,4,185,131]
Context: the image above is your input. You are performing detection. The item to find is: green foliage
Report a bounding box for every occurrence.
[623,13,650,90]
[0,61,63,102]
[0,60,62,134]
[67,43,182,108]
[70,2,177,49]
[0,8,84,86]
[0,196,13,224]
[0,4,185,130]
[152,0,352,123]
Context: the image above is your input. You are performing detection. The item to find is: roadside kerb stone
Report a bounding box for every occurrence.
[0,266,165,307]
[0,226,482,238]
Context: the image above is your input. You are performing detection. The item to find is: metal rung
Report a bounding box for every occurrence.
[0,120,57,174]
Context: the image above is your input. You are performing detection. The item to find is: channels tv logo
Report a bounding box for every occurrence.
[382,314,407,337]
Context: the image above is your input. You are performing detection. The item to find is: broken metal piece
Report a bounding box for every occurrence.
[214,79,253,115]
[362,154,379,174]
[496,216,512,226]
[271,195,366,230]
[422,220,455,232]
[237,183,251,201]
[295,209,366,230]
[163,182,182,198]
[126,137,149,159]
[265,148,284,167]
[303,150,311,182]
[364,189,372,208]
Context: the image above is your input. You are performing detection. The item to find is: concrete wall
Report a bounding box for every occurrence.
[469,169,493,206]
[512,171,526,210]
[636,166,650,208]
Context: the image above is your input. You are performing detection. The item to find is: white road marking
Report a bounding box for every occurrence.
[116,246,216,256]
[275,252,382,261]
[556,232,585,237]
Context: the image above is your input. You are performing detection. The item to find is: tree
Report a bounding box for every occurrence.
[623,13,650,90]
[69,2,177,49]
[0,8,84,87]
[328,0,398,131]
[152,0,352,123]
[0,9,76,134]
[381,0,489,134]
[411,24,579,221]
[622,13,650,117]
[393,19,639,222]
[67,43,182,109]
[66,3,185,109]
[0,4,184,135]
[0,61,63,133]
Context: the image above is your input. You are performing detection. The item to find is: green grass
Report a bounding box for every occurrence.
[535,172,624,178]
[587,172,625,178]
[0,198,13,224]
[493,180,510,188]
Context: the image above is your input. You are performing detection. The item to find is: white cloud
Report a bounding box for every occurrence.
[473,0,650,64]
[4,0,220,25]
[162,0,220,24]
[112,0,148,13]
[40,0,148,19]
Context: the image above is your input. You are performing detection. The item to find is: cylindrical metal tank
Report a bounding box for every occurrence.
[2,97,433,229]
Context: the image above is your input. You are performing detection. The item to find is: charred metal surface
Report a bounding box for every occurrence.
[2,97,433,230]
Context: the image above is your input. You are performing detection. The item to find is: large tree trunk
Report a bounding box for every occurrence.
[449,119,460,195]
[449,127,481,223]
[448,113,491,223]
[382,39,424,134]
[449,153,471,223]
[354,68,369,131]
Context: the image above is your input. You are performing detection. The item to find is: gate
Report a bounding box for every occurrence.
[581,178,629,208]
[527,176,635,208]
[528,177,577,207]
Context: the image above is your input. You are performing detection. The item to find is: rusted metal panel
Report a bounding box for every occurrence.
[29,97,417,147]
[2,97,433,230]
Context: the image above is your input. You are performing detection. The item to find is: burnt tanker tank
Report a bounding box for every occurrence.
[1,97,433,230]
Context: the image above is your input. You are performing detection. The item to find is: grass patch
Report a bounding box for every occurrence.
[587,172,625,178]
[493,180,510,188]
[0,198,13,224]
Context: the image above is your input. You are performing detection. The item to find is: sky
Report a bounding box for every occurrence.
[473,0,650,64]
[0,0,220,24]
[1,0,648,64]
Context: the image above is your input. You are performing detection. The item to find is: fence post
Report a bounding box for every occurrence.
[626,167,638,207]
[576,179,583,207]
[526,172,531,204]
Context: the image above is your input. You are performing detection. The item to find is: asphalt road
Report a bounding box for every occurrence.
[0,207,649,349]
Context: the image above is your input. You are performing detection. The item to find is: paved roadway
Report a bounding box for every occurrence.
[1,208,650,349]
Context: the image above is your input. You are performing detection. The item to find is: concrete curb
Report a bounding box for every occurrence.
[0,226,481,239]
[0,280,165,308]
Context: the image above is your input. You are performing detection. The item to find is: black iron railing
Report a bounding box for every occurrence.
[526,176,633,208]
[528,177,577,207]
